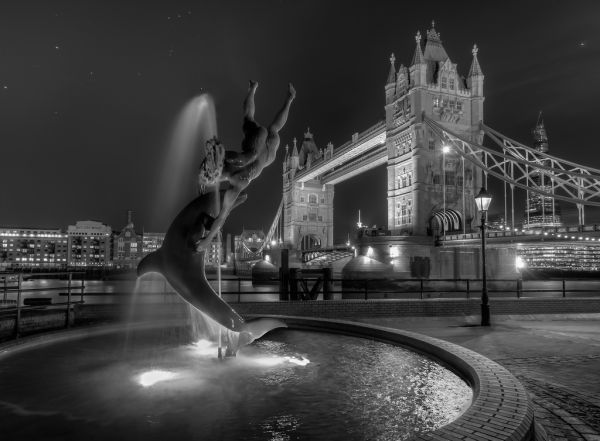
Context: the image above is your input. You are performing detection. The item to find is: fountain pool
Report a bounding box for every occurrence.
[0,324,471,441]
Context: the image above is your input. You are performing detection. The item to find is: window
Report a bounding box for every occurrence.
[456,100,463,112]
[320,198,325,204]
[300,197,305,203]
[433,174,440,185]
[441,77,447,89]
[308,194,318,204]
[445,171,455,186]
[429,139,435,150]
[433,96,440,107]
[308,213,317,222]
[303,214,307,221]
[449,78,455,90]
[457,176,464,187]
[401,203,407,225]
[318,216,323,222]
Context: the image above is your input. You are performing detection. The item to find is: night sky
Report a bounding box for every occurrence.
[2,1,600,242]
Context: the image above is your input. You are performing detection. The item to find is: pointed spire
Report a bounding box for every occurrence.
[291,137,299,156]
[411,31,424,65]
[386,53,396,84]
[533,111,549,152]
[468,44,483,77]
[427,20,441,42]
[536,110,544,127]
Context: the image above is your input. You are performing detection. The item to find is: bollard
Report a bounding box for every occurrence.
[420,279,424,300]
[516,279,522,299]
[466,279,470,299]
[289,269,298,301]
[80,276,85,303]
[562,279,566,298]
[364,280,368,300]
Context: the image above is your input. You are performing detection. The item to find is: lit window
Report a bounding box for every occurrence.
[449,78,455,90]
[441,77,447,89]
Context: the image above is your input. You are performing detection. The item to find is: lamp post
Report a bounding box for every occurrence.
[475,187,492,327]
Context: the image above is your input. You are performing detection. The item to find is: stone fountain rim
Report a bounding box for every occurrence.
[0,317,538,441]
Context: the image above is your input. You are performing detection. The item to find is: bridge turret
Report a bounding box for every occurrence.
[385,53,396,104]
[290,137,299,171]
[467,44,484,97]
[396,63,409,96]
[410,31,427,86]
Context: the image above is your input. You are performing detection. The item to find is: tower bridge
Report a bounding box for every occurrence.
[264,22,600,277]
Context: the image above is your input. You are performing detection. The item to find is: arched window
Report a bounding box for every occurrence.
[441,77,447,89]
[308,194,318,204]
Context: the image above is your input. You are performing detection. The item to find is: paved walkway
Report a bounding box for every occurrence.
[357,314,600,441]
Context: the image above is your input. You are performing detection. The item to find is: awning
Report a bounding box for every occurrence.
[431,209,462,231]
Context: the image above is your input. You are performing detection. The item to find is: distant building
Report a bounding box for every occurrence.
[112,211,143,269]
[523,113,562,229]
[205,234,225,269]
[67,220,112,268]
[142,232,165,256]
[0,227,68,269]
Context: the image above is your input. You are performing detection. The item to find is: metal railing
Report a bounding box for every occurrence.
[0,272,85,338]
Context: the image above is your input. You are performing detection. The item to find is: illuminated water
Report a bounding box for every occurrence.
[0,328,471,440]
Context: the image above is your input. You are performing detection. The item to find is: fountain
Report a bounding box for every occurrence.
[0,83,538,441]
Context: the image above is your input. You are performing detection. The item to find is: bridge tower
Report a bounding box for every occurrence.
[282,130,335,250]
[385,22,484,236]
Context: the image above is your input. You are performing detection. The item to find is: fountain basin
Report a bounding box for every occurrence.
[0,317,537,440]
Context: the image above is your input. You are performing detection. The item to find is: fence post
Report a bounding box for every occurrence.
[562,279,566,298]
[80,276,85,303]
[65,273,72,328]
[364,280,368,300]
[420,279,424,300]
[466,279,470,299]
[516,279,522,299]
[15,274,22,338]
[323,268,333,300]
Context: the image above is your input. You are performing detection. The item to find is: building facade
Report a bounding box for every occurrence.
[0,227,68,269]
[112,211,143,269]
[142,232,165,256]
[67,221,112,268]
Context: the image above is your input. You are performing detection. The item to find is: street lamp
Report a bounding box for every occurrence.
[474,187,492,327]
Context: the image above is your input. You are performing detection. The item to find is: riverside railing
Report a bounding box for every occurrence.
[0,272,85,338]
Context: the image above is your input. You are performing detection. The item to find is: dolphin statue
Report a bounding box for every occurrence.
[137,189,286,348]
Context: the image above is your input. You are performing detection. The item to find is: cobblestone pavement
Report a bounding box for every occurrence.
[357,315,600,441]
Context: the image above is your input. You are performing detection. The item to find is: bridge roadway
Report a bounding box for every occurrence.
[293,120,386,185]
[439,224,600,245]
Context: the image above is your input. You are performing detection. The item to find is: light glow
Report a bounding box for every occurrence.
[253,356,310,367]
[138,370,178,387]
[515,256,526,270]
[442,145,451,154]
[366,246,374,258]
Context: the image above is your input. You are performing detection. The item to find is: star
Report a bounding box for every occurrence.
[55,45,60,50]
[579,41,587,47]
[2,85,7,90]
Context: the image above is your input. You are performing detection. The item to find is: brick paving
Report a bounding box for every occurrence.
[357,315,600,441]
